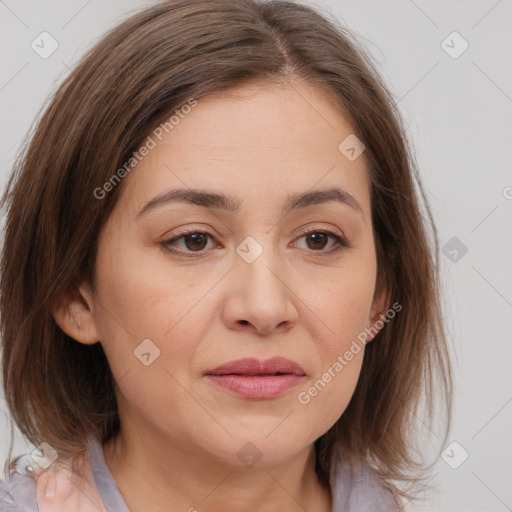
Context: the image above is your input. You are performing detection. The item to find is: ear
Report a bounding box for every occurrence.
[366,281,391,343]
[51,281,100,345]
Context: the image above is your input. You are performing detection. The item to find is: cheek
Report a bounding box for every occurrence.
[92,254,215,440]
[295,254,375,430]
[297,352,364,430]
[295,324,365,442]
[95,220,207,336]
[92,241,210,385]
[313,259,376,354]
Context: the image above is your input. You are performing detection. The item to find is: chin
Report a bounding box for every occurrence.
[204,434,312,469]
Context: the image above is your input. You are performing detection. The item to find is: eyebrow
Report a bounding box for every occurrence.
[135,186,363,219]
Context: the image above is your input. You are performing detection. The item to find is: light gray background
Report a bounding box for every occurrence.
[1,1,511,511]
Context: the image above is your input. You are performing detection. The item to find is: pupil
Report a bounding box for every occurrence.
[186,233,207,251]
[308,233,326,250]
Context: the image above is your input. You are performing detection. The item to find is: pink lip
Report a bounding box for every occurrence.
[205,357,306,399]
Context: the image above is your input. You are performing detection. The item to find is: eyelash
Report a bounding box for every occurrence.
[160,227,351,259]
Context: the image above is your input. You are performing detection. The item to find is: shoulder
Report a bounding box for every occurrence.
[0,472,38,511]
[352,465,400,509]
[330,461,400,511]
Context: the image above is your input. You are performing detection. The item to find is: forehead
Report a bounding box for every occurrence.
[118,81,371,219]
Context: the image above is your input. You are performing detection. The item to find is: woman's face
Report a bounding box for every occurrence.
[87,81,384,466]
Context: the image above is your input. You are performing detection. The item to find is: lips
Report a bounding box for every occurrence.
[204,357,306,399]
[205,357,306,376]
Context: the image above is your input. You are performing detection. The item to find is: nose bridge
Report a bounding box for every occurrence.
[222,232,297,334]
[236,233,286,302]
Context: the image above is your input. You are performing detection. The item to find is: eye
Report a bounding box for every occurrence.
[293,228,351,255]
[160,227,351,258]
[161,229,217,258]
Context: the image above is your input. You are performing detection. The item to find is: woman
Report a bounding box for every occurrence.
[0,0,452,510]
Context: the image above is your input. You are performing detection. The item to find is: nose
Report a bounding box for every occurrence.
[221,242,298,336]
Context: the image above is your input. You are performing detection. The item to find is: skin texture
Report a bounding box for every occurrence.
[52,80,389,512]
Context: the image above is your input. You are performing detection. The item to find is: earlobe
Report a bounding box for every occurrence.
[50,282,99,345]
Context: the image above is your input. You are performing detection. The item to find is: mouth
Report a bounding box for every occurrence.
[204,357,306,398]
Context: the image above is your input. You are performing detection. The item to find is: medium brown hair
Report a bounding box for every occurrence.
[1,0,452,503]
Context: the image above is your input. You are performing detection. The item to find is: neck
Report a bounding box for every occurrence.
[102,423,331,512]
